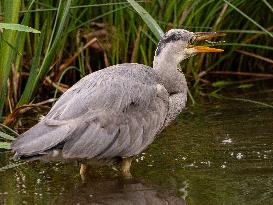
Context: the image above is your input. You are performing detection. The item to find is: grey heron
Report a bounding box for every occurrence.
[11,29,223,178]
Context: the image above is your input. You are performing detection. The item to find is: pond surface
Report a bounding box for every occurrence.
[0,100,273,205]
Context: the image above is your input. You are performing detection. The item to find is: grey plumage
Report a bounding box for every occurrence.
[12,65,171,160]
[12,29,222,167]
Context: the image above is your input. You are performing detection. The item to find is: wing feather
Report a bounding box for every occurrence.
[61,82,169,159]
[12,65,169,160]
[11,121,77,157]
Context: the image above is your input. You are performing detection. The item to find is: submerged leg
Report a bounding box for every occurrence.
[80,163,87,183]
[121,157,133,178]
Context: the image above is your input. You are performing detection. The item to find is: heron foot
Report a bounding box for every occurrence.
[80,163,88,183]
[121,157,133,179]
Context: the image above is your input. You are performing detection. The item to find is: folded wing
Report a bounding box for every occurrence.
[12,66,169,160]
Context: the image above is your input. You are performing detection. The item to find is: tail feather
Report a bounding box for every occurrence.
[11,120,76,158]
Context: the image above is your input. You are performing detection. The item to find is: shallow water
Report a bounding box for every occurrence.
[0,100,273,205]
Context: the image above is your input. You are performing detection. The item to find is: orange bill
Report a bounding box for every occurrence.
[192,45,224,53]
[194,32,226,41]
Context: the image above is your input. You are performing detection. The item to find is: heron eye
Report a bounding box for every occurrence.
[189,37,196,44]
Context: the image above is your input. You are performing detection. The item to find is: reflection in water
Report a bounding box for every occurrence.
[56,178,186,205]
[1,100,273,204]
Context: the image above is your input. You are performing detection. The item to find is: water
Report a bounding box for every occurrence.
[0,101,273,205]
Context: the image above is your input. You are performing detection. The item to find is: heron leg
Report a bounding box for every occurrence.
[80,163,88,183]
[121,157,133,178]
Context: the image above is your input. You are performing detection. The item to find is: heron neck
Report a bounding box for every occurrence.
[152,50,187,94]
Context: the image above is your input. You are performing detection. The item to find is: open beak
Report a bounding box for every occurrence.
[192,46,224,53]
[189,32,225,53]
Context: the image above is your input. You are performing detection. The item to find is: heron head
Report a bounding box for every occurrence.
[155,29,224,61]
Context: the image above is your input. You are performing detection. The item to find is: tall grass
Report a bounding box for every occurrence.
[0,0,272,121]
[18,0,72,105]
[0,0,21,117]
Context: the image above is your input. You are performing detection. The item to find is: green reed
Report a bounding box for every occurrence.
[0,0,272,119]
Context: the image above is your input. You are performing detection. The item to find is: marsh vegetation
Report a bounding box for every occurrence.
[0,1,273,204]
